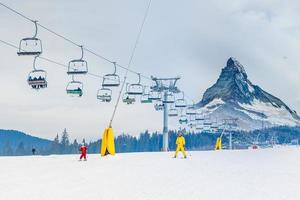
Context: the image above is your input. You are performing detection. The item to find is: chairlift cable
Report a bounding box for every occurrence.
[0,39,153,91]
[108,0,152,127]
[0,1,152,82]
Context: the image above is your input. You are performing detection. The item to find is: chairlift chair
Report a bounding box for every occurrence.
[127,73,144,95]
[195,113,205,121]
[66,76,83,97]
[175,92,187,108]
[122,93,135,105]
[27,55,47,89]
[27,69,47,89]
[148,91,162,101]
[97,88,112,102]
[179,115,188,124]
[162,92,175,104]
[168,108,178,117]
[140,93,152,103]
[186,106,196,116]
[196,124,204,130]
[67,46,88,75]
[17,21,42,56]
[102,62,120,87]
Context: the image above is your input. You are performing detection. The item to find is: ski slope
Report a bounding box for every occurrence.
[0,147,299,200]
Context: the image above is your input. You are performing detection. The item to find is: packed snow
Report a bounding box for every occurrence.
[0,147,300,200]
[238,99,299,126]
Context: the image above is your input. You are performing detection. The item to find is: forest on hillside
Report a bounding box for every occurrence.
[1,126,300,156]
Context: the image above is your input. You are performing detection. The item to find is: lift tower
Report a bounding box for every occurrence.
[151,76,180,151]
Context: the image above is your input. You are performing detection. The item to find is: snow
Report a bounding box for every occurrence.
[199,98,225,114]
[1,147,300,200]
[247,82,255,93]
[238,99,299,126]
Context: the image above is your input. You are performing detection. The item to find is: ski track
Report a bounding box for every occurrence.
[0,147,299,200]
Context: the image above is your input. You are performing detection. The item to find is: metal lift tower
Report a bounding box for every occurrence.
[151,76,180,151]
[222,118,238,150]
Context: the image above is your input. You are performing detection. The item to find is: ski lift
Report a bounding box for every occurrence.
[123,92,135,104]
[175,92,187,108]
[195,112,204,121]
[140,93,152,103]
[148,91,162,101]
[27,55,47,90]
[154,103,164,111]
[162,92,175,104]
[18,21,42,56]
[186,106,196,116]
[102,62,120,87]
[67,45,88,75]
[196,124,204,130]
[66,75,83,97]
[97,88,112,102]
[179,115,188,124]
[127,73,144,95]
[203,119,212,126]
[168,108,178,117]
[122,84,135,104]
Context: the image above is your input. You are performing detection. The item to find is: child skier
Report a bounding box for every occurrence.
[174,132,187,158]
[79,143,87,161]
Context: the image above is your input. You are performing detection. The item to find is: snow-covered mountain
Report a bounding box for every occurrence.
[196,57,300,130]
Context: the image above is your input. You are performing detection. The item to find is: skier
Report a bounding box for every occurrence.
[79,143,87,161]
[32,148,36,155]
[174,132,187,158]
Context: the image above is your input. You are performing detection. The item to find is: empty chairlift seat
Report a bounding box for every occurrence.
[162,92,175,104]
[17,21,42,56]
[127,73,144,95]
[67,46,88,75]
[175,92,187,108]
[102,62,120,87]
[168,108,178,117]
[148,91,162,101]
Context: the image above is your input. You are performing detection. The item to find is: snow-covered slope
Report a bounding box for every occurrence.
[196,57,300,130]
[1,148,300,200]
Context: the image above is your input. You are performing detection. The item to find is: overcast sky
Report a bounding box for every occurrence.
[0,0,299,141]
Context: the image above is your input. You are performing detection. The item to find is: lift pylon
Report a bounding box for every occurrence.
[151,76,180,151]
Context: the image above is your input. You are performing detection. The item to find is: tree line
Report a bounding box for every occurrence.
[1,126,300,156]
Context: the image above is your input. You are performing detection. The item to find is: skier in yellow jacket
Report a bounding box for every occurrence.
[174,132,187,158]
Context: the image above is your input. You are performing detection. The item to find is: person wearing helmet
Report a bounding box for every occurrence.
[79,143,87,161]
[174,132,187,158]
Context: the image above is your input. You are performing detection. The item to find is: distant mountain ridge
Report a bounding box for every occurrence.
[0,129,51,155]
[196,57,300,130]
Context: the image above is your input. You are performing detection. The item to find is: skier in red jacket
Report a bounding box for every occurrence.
[79,144,87,161]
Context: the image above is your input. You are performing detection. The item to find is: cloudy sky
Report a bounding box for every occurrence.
[0,0,299,141]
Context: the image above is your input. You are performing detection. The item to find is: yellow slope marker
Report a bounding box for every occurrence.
[215,137,222,150]
[101,127,116,156]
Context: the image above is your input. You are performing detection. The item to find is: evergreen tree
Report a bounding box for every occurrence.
[71,139,79,153]
[3,141,13,156]
[51,134,60,154]
[15,142,26,156]
[61,129,70,154]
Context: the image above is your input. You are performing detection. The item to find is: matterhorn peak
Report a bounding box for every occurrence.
[197,58,300,130]
[224,57,247,78]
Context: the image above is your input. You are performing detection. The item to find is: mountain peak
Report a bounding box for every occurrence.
[225,57,247,77]
[196,58,300,130]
